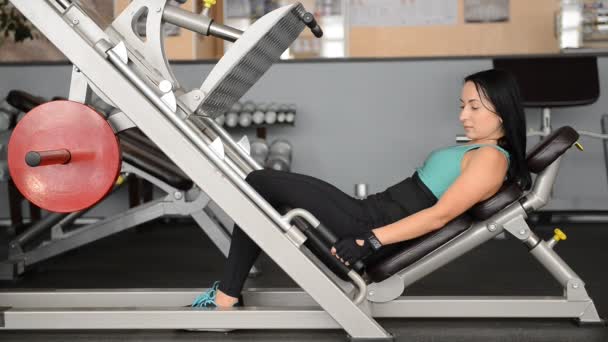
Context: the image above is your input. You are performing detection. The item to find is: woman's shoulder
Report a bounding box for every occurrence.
[461,145,509,171]
[462,143,509,156]
[466,145,510,166]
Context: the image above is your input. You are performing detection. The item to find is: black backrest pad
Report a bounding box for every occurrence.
[526,126,579,174]
[366,126,578,283]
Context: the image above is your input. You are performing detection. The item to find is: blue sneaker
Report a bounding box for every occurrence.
[191,281,221,308]
[185,281,242,332]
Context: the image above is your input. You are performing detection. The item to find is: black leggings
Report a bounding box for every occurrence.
[219,169,433,297]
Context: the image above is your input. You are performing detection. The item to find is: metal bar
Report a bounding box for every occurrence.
[29,203,41,222]
[199,116,260,172]
[55,0,72,10]
[529,241,580,288]
[1,290,600,322]
[186,119,249,179]
[22,199,168,266]
[208,22,243,42]
[190,209,232,257]
[0,289,318,308]
[602,114,608,187]
[205,201,234,231]
[2,307,339,330]
[13,212,67,247]
[372,296,596,319]
[121,162,182,197]
[68,66,93,104]
[54,211,87,232]
[521,157,562,213]
[162,5,212,36]
[7,179,23,227]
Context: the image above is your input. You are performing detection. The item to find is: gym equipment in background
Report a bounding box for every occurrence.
[250,138,269,166]
[265,139,293,171]
[215,101,297,128]
[495,56,608,223]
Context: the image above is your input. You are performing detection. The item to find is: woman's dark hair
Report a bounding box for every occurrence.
[464,69,532,190]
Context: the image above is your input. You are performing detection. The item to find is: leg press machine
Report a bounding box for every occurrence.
[0,1,604,340]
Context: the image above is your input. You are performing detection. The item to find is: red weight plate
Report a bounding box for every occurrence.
[8,100,121,213]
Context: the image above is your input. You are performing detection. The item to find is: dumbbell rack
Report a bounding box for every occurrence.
[1,1,391,340]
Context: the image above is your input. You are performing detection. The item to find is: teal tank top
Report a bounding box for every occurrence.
[416,144,510,199]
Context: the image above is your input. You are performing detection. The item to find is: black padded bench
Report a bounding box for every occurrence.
[364,126,579,283]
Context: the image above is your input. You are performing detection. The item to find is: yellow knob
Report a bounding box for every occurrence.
[574,142,584,151]
[115,174,126,186]
[203,0,217,8]
[553,228,567,242]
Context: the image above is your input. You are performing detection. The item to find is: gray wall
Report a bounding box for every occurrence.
[1,58,607,219]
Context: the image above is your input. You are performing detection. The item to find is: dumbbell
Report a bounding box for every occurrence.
[250,138,269,166]
[225,112,239,127]
[239,111,253,127]
[285,104,296,124]
[256,103,268,112]
[265,110,277,124]
[242,100,256,113]
[220,102,297,128]
[277,112,286,123]
[252,110,266,125]
[285,112,295,123]
[264,103,279,125]
[230,102,243,113]
[265,139,292,171]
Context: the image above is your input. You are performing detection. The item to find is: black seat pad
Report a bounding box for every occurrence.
[366,214,473,282]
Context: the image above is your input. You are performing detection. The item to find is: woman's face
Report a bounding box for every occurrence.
[459,81,504,142]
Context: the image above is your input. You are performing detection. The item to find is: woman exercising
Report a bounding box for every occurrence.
[190,69,532,308]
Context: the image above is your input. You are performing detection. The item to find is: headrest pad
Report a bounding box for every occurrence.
[526,126,579,174]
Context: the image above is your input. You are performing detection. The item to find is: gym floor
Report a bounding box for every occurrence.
[0,220,607,341]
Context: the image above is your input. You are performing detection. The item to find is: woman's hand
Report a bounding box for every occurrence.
[331,231,382,265]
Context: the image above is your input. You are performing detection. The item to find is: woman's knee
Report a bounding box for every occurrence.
[245,169,279,192]
[245,169,266,186]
